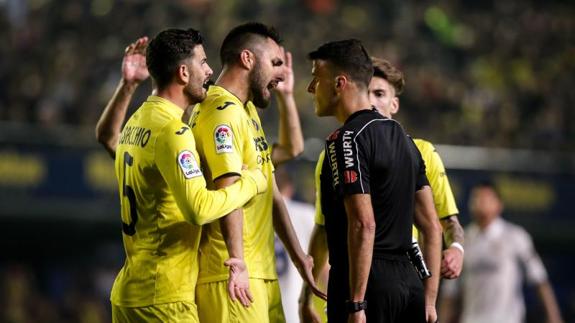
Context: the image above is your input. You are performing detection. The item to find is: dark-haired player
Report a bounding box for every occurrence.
[108,28,268,322]
[189,22,324,323]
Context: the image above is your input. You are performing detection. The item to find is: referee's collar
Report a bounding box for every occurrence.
[344,106,382,124]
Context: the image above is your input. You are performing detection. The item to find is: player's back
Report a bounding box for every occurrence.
[111,96,201,307]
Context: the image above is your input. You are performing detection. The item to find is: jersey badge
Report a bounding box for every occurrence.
[344,170,358,184]
[178,150,202,178]
[214,125,233,154]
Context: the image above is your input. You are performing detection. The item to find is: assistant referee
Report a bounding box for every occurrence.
[306,39,442,323]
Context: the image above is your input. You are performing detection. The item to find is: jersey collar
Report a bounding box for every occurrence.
[146,95,184,119]
[344,107,378,124]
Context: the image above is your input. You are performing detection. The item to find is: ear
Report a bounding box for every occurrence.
[390,96,400,115]
[177,64,189,85]
[334,75,347,92]
[239,49,255,70]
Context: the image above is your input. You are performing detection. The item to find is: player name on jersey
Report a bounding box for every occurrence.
[119,126,151,147]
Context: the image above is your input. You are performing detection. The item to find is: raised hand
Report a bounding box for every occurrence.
[122,37,149,86]
[224,257,254,307]
[274,47,294,96]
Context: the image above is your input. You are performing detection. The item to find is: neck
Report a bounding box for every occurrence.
[335,91,371,124]
[156,86,189,110]
[216,66,250,104]
[477,216,497,231]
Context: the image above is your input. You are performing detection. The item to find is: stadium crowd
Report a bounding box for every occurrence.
[1,0,573,149]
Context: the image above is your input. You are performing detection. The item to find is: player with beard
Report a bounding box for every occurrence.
[109,28,268,322]
[189,22,324,323]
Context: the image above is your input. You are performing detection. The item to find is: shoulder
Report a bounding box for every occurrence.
[413,138,435,155]
[504,220,531,241]
[203,86,243,111]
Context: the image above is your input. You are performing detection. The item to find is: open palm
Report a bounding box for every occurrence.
[122,37,149,84]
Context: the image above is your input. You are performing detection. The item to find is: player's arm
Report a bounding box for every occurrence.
[96,37,149,159]
[440,215,465,279]
[299,150,329,322]
[414,185,443,323]
[299,224,328,323]
[272,176,327,300]
[516,229,564,323]
[214,174,254,307]
[537,282,564,323]
[422,140,464,279]
[155,121,266,226]
[271,49,304,166]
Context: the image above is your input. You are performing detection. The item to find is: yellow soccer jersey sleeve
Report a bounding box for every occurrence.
[110,96,265,308]
[414,139,458,219]
[314,150,326,226]
[412,138,459,238]
[191,86,276,283]
[155,119,267,225]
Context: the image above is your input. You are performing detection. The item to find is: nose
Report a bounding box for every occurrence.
[206,64,213,77]
[307,79,316,94]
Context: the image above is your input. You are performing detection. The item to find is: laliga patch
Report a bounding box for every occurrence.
[178,150,202,179]
[344,170,358,184]
[214,124,233,154]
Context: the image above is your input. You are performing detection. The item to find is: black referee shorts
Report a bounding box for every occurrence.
[327,255,425,323]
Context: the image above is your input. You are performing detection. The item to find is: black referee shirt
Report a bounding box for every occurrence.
[320,108,428,271]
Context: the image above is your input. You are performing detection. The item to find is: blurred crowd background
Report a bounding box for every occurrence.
[0,0,574,322]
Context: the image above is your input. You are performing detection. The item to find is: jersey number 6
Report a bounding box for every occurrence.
[121,151,138,236]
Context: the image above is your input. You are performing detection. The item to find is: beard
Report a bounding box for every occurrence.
[184,78,207,105]
[248,61,271,108]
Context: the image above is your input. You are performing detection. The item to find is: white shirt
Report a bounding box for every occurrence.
[442,218,548,323]
[275,197,315,323]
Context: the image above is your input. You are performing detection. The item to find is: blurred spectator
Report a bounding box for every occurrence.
[0,0,573,150]
[439,181,563,323]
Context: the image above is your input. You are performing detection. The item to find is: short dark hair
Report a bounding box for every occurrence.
[308,39,373,88]
[371,57,405,95]
[146,28,204,89]
[220,22,282,65]
[472,180,502,200]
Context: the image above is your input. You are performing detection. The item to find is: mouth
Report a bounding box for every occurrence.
[203,79,214,89]
[267,80,279,90]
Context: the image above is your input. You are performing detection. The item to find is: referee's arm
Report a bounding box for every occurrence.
[414,186,443,323]
[344,194,375,304]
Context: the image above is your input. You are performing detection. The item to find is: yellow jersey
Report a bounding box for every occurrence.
[314,150,326,226]
[190,85,276,283]
[110,96,265,307]
[412,138,458,236]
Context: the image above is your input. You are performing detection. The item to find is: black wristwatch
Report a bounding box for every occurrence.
[346,300,367,313]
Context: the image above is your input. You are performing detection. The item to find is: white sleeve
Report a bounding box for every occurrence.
[514,227,548,285]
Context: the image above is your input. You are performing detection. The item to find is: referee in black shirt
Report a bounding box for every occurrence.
[306,39,442,323]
